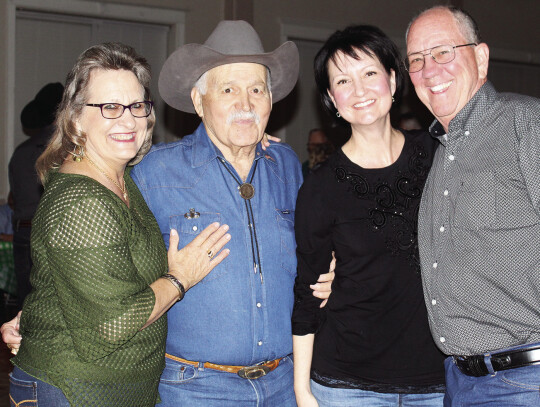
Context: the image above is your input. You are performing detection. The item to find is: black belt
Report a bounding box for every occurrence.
[454,345,540,377]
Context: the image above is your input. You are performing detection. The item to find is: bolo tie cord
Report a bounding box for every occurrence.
[218,158,263,283]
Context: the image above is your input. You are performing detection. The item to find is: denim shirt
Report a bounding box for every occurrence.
[132,123,302,365]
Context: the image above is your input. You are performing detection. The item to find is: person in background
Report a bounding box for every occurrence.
[292,25,445,406]
[302,128,334,177]
[0,194,13,243]
[7,42,230,407]
[398,112,422,131]
[406,6,540,405]
[8,82,63,308]
[0,195,16,320]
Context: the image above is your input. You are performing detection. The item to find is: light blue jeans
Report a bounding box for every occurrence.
[311,379,444,407]
[444,355,540,406]
[9,366,71,406]
[158,355,296,406]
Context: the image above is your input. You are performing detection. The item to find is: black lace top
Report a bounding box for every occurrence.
[292,129,445,393]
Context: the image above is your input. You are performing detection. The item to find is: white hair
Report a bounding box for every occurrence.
[226,110,260,124]
[194,71,209,95]
[194,67,272,95]
[405,6,480,45]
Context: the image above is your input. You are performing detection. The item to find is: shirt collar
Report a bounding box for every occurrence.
[191,123,219,168]
[191,122,277,167]
[429,81,496,143]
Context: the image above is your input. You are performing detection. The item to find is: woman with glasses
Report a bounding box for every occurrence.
[292,26,446,406]
[7,42,231,406]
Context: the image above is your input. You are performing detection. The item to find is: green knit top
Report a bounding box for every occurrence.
[13,169,168,406]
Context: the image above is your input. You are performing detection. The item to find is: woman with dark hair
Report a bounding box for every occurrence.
[292,26,445,406]
[7,42,230,406]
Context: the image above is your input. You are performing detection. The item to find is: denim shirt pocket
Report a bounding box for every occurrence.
[275,208,297,276]
[169,212,229,282]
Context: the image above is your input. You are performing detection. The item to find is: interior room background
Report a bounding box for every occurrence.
[1,0,538,200]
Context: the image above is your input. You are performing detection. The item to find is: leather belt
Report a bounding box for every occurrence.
[165,353,282,379]
[454,345,540,377]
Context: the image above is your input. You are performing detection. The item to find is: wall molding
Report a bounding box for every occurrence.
[1,0,185,198]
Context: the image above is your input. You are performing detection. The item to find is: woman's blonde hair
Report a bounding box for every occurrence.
[36,42,155,183]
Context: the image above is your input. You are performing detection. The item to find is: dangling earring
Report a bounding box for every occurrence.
[336,111,341,118]
[71,145,84,162]
[392,95,395,103]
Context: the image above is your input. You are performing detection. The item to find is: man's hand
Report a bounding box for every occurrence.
[310,252,336,308]
[1,311,22,355]
[261,133,281,150]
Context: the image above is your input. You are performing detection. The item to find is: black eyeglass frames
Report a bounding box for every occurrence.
[85,101,153,119]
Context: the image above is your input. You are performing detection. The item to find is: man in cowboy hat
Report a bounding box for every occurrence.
[131,20,330,405]
[8,82,64,308]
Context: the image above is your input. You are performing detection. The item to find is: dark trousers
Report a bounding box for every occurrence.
[12,227,32,309]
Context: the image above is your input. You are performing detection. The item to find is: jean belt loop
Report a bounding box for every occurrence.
[483,352,496,375]
[197,361,204,371]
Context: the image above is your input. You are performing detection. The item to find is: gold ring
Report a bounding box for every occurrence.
[207,249,214,259]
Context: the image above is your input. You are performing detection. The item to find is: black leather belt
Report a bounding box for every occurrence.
[454,345,540,377]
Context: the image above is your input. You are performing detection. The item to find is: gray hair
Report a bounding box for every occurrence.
[194,67,272,95]
[406,6,480,45]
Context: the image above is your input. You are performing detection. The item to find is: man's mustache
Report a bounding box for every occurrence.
[227,111,260,124]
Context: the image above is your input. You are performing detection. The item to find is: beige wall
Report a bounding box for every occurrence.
[1,0,539,199]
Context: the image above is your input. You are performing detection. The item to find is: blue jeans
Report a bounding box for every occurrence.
[9,366,70,406]
[311,380,444,407]
[444,355,540,406]
[158,355,296,406]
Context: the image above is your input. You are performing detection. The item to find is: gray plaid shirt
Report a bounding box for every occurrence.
[418,81,540,356]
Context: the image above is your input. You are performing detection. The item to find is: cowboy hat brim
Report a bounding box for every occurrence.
[158,41,299,114]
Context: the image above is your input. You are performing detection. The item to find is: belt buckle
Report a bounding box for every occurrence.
[455,355,489,377]
[237,363,270,379]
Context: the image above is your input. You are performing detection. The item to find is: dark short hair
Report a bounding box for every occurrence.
[314,25,404,121]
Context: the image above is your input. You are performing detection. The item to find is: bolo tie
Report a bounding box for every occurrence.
[218,157,264,283]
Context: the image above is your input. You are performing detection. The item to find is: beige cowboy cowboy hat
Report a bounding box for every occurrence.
[158,20,299,113]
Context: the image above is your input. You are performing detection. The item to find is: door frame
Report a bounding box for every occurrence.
[1,0,185,199]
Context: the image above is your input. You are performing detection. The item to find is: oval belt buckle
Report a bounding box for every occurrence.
[237,364,270,379]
